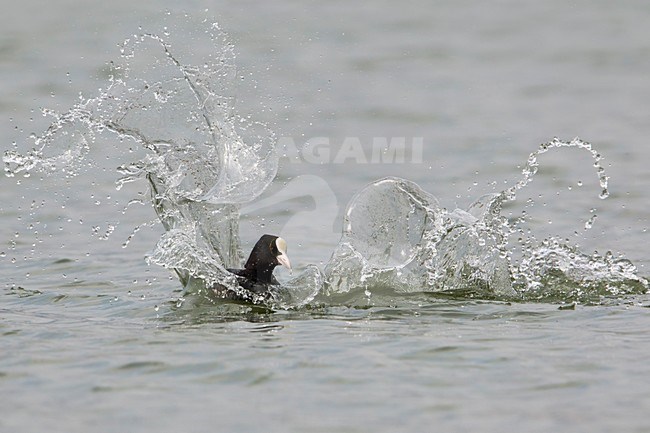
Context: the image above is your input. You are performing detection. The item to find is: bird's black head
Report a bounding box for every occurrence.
[243,234,291,283]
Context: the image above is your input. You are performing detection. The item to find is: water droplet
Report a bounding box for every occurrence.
[585,214,598,229]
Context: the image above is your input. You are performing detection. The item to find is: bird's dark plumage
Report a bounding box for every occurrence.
[222,234,291,299]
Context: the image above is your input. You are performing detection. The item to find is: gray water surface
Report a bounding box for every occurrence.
[2,1,650,432]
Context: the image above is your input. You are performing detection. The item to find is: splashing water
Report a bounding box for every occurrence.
[3,18,320,308]
[499,137,610,202]
[321,138,647,304]
[4,18,647,308]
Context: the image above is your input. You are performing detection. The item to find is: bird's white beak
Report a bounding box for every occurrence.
[277,251,291,271]
[275,237,292,271]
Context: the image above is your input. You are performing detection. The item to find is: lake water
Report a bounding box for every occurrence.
[2,1,650,432]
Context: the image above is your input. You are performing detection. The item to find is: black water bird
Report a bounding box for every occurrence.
[226,234,292,297]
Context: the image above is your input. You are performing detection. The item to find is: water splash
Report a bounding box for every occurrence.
[499,137,609,203]
[512,238,647,302]
[4,17,328,308]
[321,179,515,302]
[5,22,278,202]
[4,16,646,308]
[321,139,647,304]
